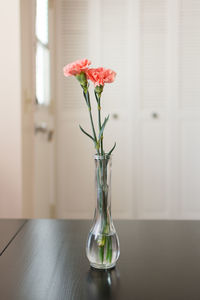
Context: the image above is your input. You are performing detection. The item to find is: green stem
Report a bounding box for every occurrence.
[96,159,112,264]
[97,95,104,155]
[85,91,99,154]
[99,245,104,263]
[106,236,112,262]
[89,109,98,150]
[108,236,112,263]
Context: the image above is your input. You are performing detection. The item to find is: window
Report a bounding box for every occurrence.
[35,0,50,105]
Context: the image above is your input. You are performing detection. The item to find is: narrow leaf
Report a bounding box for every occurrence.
[94,91,99,103]
[83,91,87,104]
[79,125,95,142]
[98,115,109,141]
[83,91,90,108]
[108,142,116,156]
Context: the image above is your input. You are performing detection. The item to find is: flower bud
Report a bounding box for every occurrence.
[76,72,88,92]
[95,85,104,97]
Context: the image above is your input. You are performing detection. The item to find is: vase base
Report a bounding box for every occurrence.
[90,262,116,270]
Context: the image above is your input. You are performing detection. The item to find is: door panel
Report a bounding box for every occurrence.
[140,0,167,108]
[177,0,200,218]
[136,0,169,218]
[180,120,200,217]
[179,0,200,108]
[137,120,169,218]
[56,115,94,219]
[34,108,54,218]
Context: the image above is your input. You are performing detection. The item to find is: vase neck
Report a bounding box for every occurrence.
[93,156,113,233]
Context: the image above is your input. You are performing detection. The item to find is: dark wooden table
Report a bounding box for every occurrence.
[0,219,26,255]
[1,220,200,299]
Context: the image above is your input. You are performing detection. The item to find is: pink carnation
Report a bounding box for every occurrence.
[86,67,116,87]
[63,59,91,77]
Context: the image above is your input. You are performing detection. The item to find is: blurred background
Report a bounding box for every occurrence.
[0,0,200,219]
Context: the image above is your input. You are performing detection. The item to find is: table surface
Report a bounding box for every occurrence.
[0,219,26,255]
[1,220,200,300]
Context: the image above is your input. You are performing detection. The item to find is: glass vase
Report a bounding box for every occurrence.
[86,154,120,269]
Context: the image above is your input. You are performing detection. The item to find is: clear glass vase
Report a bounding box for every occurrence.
[86,154,120,269]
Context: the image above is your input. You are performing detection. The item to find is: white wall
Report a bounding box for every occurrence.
[0,0,22,217]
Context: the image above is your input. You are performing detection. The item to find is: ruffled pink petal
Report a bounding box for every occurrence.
[86,67,116,86]
[63,59,91,77]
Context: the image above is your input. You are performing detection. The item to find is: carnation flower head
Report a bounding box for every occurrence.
[86,67,116,87]
[63,59,91,77]
[63,58,91,92]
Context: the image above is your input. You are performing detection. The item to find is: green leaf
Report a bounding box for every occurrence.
[83,91,87,105]
[108,142,116,156]
[94,91,99,103]
[98,115,109,141]
[83,91,91,109]
[79,125,95,142]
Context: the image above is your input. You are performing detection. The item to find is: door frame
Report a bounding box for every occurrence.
[20,0,56,218]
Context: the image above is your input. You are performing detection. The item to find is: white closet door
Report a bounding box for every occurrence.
[134,0,200,219]
[55,0,134,218]
[135,0,170,218]
[94,0,135,218]
[177,0,200,218]
[56,0,93,219]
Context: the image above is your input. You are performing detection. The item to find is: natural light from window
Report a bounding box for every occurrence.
[35,0,50,105]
